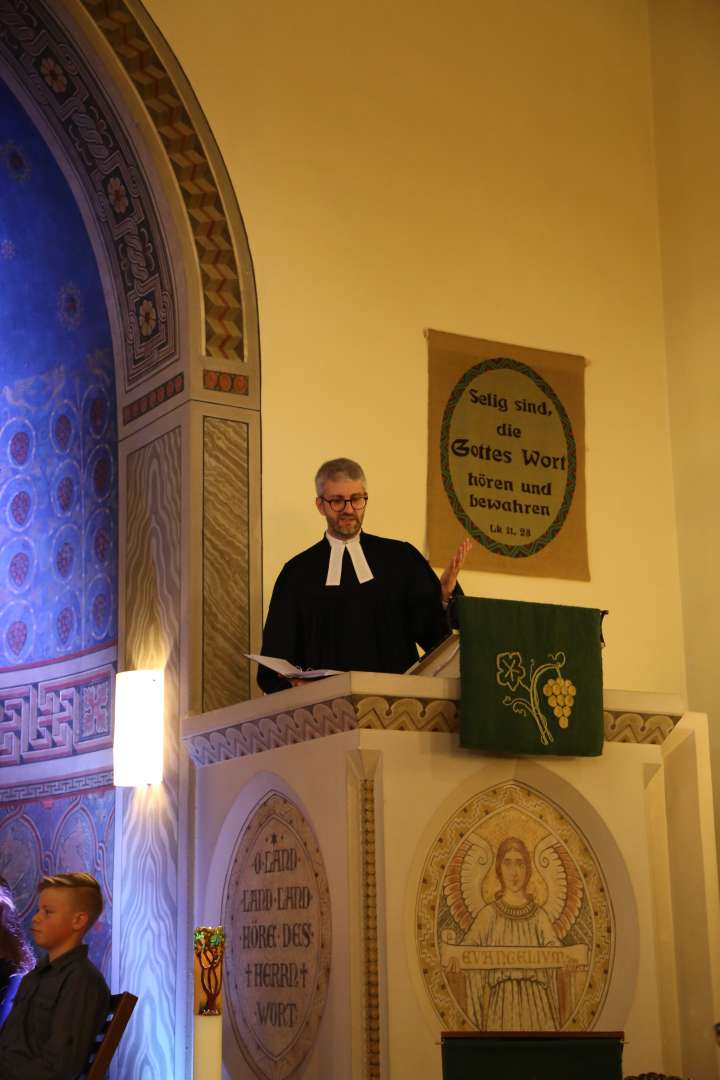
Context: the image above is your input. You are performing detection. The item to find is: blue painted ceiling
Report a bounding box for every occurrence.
[0,77,117,667]
[0,78,112,382]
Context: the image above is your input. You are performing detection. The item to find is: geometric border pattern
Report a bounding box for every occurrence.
[81,0,245,364]
[603,710,677,744]
[184,698,358,767]
[0,767,114,802]
[203,370,249,395]
[183,697,682,768]
[359,771,381,1079]
[0,662,115,766]
[122,372,184,425]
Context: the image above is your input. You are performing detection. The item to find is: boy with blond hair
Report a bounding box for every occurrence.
[0,871,110,1079]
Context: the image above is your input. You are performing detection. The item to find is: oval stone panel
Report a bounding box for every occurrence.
[416,779,613,1032]
[224,792,332,1079]
[440,357,576,557]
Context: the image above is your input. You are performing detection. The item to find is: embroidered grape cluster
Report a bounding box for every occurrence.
[543,676,576,728]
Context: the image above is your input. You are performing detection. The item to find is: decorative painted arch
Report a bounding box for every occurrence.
[0,0,259,417]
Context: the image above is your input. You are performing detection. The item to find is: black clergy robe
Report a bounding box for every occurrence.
[258,532,455,693]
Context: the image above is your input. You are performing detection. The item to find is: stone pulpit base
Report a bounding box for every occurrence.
[183,674,720,1080]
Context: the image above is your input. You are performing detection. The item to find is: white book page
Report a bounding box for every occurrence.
[246,654,343,679]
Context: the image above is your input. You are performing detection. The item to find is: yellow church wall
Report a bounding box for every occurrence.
[141,0,686,697]
[649,0,720,848]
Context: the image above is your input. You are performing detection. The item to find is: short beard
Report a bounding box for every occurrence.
[328,516,362,539]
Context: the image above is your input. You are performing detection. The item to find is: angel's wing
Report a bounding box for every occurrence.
[534,834,584,939]
[443,832,493,932]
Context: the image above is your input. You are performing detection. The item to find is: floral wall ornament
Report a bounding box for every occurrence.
[0,141,31,182]
[106,176,129,216]
[137,298,157,337]
[194,926,225,1016]
[39,55,67,94]
[496,649,576,746]
[56,283,83,329]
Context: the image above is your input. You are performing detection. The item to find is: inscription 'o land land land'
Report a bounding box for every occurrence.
[224,793,331,1080]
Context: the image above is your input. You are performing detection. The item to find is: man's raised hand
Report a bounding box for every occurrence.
[440,537,472,605]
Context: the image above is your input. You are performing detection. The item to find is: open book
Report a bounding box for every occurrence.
[246,654,343,680]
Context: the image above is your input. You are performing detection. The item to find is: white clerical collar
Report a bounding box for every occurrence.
[325,531,374,586]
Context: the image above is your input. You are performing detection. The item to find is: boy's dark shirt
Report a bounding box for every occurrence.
[0,944,110,1080]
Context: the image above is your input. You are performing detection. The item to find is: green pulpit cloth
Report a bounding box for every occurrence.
[457,597,604,756]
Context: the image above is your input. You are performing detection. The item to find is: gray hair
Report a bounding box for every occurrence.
[314,458,366,495]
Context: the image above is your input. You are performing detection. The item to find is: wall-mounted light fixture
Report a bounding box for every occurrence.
[113,669,164,786]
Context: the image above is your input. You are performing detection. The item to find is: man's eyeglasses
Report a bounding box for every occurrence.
[320,495,369,512]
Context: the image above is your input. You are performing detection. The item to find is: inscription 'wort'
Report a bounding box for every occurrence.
[224,793,332,1080]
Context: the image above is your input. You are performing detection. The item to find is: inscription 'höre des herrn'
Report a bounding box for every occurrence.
[225,795,331,1080]
[237,834,316,1033]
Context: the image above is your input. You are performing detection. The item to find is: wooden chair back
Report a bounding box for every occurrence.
[84,991,138,1079]
[624,1074,686,1079]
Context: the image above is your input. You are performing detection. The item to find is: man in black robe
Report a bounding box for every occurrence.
[258,457,470,693]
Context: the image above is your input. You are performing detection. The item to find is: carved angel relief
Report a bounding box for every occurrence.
[416,781,613,1032]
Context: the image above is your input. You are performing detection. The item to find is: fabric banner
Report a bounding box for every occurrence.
[457,597,604,756]
[427,329,589,580]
